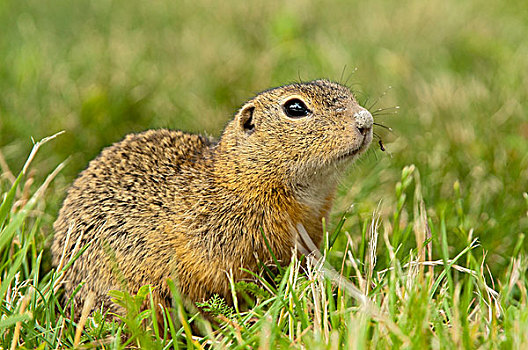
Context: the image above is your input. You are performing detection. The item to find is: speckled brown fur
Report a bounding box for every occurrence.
[52,79,373,315]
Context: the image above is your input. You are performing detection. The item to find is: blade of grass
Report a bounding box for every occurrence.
[259,227,284,275]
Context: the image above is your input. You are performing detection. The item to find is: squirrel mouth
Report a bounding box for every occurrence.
[338,147,361,160]
[337,135,372,161]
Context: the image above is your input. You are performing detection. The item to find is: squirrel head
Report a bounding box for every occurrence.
[216,79,373,189]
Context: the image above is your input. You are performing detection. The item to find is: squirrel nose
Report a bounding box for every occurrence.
[354,109,373,136]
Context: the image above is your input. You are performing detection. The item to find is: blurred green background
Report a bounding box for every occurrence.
[0,0,527,271]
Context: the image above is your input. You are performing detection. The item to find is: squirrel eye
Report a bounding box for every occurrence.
[283,98,309,118]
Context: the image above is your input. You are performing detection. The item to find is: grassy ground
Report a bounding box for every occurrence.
[1,0,527,348]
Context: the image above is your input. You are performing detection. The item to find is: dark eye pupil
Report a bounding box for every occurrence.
[284,99,309,118]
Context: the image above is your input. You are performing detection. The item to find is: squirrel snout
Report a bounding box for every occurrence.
[354,109,373,136]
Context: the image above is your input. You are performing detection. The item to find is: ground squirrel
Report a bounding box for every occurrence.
[52,79,374,315]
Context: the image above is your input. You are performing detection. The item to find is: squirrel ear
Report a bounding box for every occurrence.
[238,104,255,135]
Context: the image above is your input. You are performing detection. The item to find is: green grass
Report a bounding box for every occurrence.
[1,0,527,348]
